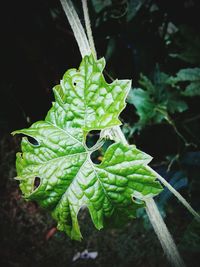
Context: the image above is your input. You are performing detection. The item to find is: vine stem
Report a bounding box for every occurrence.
[146,165,200,222]
[145,198,185,267]
[59,0,198,265]
[81,0,97,59]
[60,0,90,57]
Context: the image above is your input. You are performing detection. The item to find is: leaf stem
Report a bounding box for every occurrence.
[88,137,105,152]
[59,0,90,57]
[81,0,97,59]
[155,107,191,146]
[111,126,129,145]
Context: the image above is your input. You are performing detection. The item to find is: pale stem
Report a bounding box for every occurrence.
[146,165,200,222]
[111,126,129,145]
[81,0,97,59]
[145,198,186,267]
[60,0,90,57]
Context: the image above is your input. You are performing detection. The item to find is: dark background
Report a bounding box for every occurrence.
[0,0,200,267]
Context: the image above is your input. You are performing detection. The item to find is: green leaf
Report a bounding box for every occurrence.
[183,82,200,96]
[13,55,162,240]
[172,68,200,96]
[127,88,165,126]
[127,68,188,131]
[47,55,130,131]
[138,74,155,94]
[174,68,200,82]
[167,98,188,113]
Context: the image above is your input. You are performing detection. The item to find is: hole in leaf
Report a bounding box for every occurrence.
[86,130,101,149]
[90,139,115,165]
[19,134,39,146]
[90,150,102,164]
[73,81,77,86]
[33,177,41,190]
[132,196,143,204]
[27,136,39,146]
[77,207,95,236]
[101,139,115,154]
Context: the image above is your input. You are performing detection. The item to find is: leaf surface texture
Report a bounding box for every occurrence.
[13,55,162,240]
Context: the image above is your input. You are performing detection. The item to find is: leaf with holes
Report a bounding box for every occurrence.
[13,55,162,240]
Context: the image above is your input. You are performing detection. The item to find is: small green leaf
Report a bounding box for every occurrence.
[183,82,200,96]
[174,68,200,82]
[13,55,162,240]
[171,68,200,96]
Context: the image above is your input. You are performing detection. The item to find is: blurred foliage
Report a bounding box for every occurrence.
[169,25,200,64]
[91,0,112,13]
[1,0,200,266]
[126,65,200,133]
[127,67,188,131]
[170,67,200,96]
